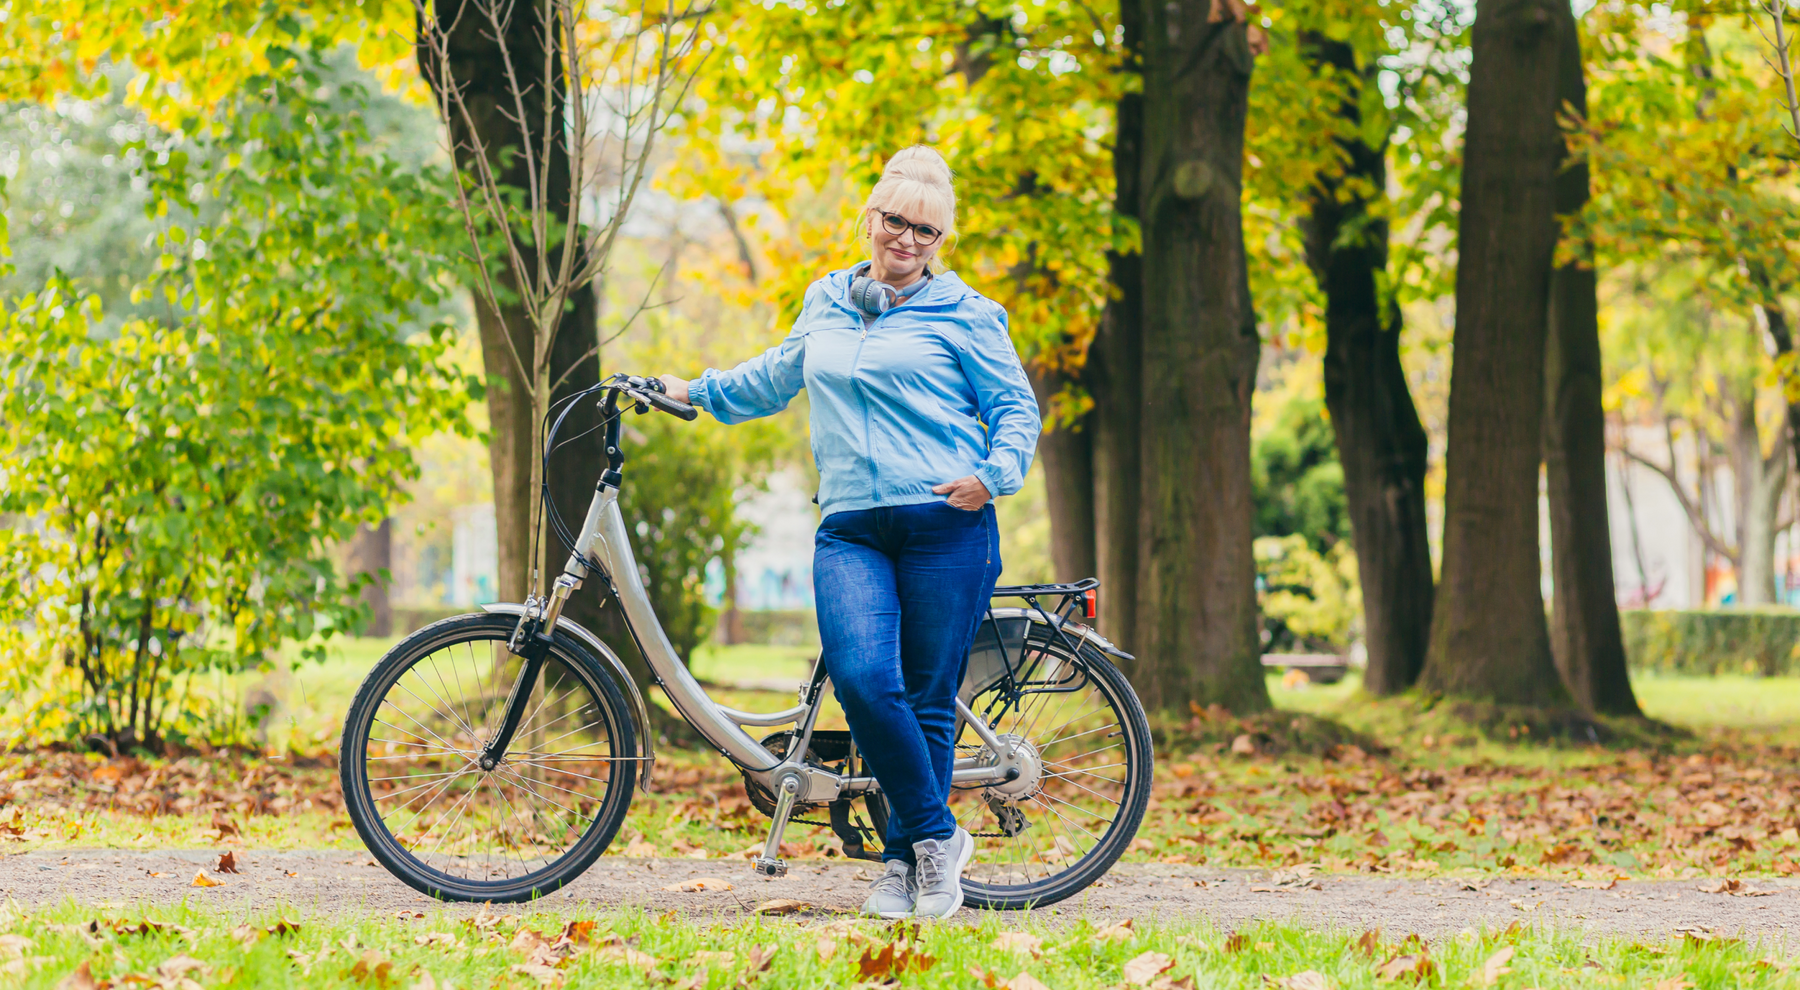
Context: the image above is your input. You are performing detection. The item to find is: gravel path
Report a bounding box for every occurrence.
[4,850,1795,941]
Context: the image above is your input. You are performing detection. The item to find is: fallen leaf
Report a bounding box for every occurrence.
[211,812,241,837]
[1270,972,1331,990]
[660,877,733,893]
[1231,734,1257,755]
[751,899,812,915]
[747,944,779,972]
[189,871,222,888]
[54,960,99,990]
[157,955,209,980]
[393,910,424,921]
[1476,946,1514,987]
[1354,930,1382,958]
[856,942,937,979]
[1651,978,1694,990]
[511,962,566,987]
[1095,918,1136,942]
[1224,932,1250,953]
[622,838,659,857]
[1568,877,1616,890]
[1374,952,1434,983]
[994,932,1044,958]
[411,972,439,990]
[414,932,459,948]
[214,851,239,874]
[1005,973,1052,990]
[1123,951,1174,985]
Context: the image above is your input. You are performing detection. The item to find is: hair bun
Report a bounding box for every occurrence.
[884,146,954,191]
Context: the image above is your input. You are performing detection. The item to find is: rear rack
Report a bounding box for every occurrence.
[989,577,1100,623]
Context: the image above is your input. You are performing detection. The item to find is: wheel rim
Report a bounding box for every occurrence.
[354,631,625,888]
[952,644,1139,894]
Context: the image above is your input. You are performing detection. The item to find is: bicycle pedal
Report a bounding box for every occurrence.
[753,856,789,877]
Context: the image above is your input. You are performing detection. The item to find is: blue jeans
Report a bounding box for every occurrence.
[814,502,1000,864]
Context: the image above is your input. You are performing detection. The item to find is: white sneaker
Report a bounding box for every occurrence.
[911,827,972,919]
[861,859,916,919]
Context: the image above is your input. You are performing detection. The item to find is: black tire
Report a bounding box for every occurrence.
[868,629,1153,910]
[339,612,638,903]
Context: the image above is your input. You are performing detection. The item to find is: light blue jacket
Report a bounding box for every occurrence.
[687,267,1041,518]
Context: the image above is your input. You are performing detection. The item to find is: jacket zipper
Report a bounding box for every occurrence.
[851,322,877,500]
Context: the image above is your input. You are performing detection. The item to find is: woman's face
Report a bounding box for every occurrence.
[868,206,948,285]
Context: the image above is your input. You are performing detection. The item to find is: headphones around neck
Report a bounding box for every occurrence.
[848,276,899,317]
[849,267,932,318]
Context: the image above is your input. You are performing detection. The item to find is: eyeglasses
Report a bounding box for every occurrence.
[876,210,944,246]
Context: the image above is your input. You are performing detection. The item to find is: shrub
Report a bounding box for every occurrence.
[1620,609,1800,676]
[0,55,471,750]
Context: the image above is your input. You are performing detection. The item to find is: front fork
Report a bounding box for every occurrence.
[481,573,582,769]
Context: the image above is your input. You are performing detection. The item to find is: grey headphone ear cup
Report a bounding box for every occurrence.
[849,276,897,317]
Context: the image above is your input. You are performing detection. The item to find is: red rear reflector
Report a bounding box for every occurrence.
[1083,588,1099,620]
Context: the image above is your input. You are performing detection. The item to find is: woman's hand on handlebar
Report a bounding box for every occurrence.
[933,476,992,511]
[657,375,690,404]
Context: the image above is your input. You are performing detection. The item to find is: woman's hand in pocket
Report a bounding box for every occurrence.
[932,476,992,511]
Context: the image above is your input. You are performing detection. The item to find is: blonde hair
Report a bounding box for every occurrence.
[858,145,957,271]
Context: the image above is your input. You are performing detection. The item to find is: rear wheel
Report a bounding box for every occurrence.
[339,613,638,903]
[868,621,1153,909]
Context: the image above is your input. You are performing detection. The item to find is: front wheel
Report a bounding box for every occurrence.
[339,613,638,902]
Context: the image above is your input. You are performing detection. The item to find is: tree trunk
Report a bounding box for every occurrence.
[1091,14,1144,653]
[421,0,569,605]
[420,4,694,744]
[1132,0,1268,714]
[1760,303,1800,477]
[1542,15,1640,716]
[1732,395,1787,606]
[1301,34,1435,696]
[1029,368,1097,582]
[1418,0,1570,706]
[347,519,394,637]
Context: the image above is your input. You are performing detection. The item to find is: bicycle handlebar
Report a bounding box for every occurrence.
[607,375,698,422]
[639,387,699,421]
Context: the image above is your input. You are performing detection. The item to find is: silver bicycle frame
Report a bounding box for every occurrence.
[535,483,1037,806]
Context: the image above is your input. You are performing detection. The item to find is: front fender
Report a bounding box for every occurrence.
[480,603,657,792]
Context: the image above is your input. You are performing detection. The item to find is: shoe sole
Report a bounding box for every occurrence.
[915,828,975,920]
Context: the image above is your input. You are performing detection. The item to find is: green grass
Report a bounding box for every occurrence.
[7,901,1794,989]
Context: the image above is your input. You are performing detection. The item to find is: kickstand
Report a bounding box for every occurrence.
[753,776,799,877]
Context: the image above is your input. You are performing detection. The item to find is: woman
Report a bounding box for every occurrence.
[659,146,1040,920]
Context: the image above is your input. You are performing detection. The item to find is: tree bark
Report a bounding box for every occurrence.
[1731,396,1788,606]
[1418,0,1570,706]
[1760,303,1800,477]
[1029,368,1098,583]
[1542,14,1640,716]
[1132,0,1268,714]
[1091,12,1144,653]
[1301,35,1435,696]
[346,519,394,637]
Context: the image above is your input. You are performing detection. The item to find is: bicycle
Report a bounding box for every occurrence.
[339,373,1154,908]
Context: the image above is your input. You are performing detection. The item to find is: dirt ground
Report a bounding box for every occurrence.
[3,851,1795,941]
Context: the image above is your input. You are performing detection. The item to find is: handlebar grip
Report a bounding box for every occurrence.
[641,388,699,421]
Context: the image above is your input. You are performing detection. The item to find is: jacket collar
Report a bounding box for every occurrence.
[826,263,974,311]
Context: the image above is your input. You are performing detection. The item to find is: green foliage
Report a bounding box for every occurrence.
[1252,388,1350,552]
[0,52,471,749]
[617,412,764,665]
[1255,535,1360,653]
[1621,609,1800,676]
[1572,12,1798,338]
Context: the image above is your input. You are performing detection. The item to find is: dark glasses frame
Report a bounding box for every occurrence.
[875,209,944,246]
